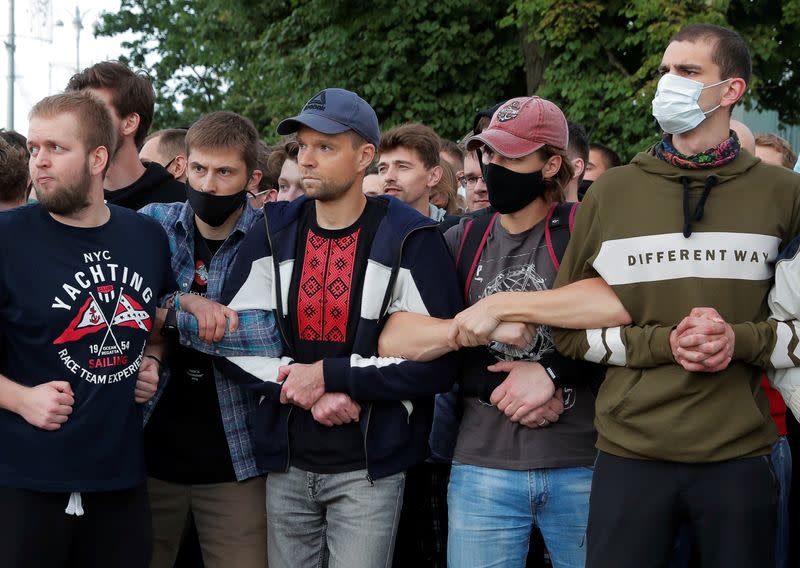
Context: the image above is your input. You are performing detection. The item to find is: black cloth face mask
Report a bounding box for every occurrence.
[484,162,548,214]
[186,183,246,227]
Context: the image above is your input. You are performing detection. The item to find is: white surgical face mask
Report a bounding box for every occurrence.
[651,73,730,135]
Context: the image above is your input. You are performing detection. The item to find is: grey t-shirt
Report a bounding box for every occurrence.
[445,214,597,470]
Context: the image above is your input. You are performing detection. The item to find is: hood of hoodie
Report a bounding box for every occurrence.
[105,162,186,210]
[631,147,761,237]
[631,146,760,185]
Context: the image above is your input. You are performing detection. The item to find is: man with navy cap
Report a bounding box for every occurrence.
[210,88,462,567]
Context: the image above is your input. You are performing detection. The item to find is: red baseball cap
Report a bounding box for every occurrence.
[466,96,568,158]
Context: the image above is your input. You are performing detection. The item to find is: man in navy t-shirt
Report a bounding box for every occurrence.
[0,92,175,568]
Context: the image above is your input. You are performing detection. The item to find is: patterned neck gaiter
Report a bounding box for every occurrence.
[654,130,741,169]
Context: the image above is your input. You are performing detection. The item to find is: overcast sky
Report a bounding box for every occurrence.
[1,0,135,136]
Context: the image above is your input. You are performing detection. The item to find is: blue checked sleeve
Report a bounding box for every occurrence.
[177,309,282,357]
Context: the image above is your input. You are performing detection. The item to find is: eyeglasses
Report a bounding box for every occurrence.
[247,189,273,199]
[458,175,485,189]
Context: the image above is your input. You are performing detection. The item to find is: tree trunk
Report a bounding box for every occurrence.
[520,25,547,95]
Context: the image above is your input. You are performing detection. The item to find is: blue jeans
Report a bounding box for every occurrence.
[447,463,592,568]
[266,467,405,568]
[772,436,792,568]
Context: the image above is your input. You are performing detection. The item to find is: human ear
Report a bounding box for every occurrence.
[542,154,562,180]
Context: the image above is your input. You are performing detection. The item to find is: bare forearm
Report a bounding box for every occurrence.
[144,308,168,360]
[490,278,631,329]
[378,312,454,362]
[0,374,24,414]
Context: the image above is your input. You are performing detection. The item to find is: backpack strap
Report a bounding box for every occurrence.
[454,219,474,269]
[568,201,578,232]
[455,212,499,302]
[545,202,580,270]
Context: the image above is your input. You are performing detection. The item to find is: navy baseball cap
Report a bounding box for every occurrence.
[277,88,380,149]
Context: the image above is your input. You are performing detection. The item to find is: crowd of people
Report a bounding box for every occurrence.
[1,21,799,568]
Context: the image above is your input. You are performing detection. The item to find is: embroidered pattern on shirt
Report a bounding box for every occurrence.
[297,228,360,342]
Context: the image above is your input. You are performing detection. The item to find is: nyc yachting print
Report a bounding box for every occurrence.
[50,249,156,386]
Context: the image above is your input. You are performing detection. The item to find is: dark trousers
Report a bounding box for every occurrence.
[0,484,152,568]
[392,462,451,568]
[787,414,800,567]
[587,451,777,568]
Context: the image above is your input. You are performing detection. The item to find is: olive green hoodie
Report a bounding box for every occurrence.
[554,148,800,462]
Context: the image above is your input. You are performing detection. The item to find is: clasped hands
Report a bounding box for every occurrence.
[445,297,564,429]
[669,307,734,372]
[449,294,734,373]
[484,303,737,431]
[274,357,565,430]
[446,298,735,432]
[277,361,360,427]
[177,295,360,427]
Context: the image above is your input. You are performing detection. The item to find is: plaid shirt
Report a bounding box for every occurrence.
[140,201,283,481]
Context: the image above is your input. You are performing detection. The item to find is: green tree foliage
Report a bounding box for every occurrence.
[99,0,800,159]
[97,0,526,141]
[504,0,800,159]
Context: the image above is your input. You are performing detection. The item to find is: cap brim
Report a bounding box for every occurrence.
[466,130,544,159]
[276,113,351,136]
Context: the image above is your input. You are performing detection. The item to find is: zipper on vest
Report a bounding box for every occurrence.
[363,403,374,485]
[378,224,436,318]
[284,406,294,472]
[368,223,435,482]
[263,212,292,351]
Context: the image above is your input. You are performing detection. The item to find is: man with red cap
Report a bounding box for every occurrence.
[379,96,629,567]
[445,24,800,568]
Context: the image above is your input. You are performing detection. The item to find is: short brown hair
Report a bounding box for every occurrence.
[0,137,28,204]
[265,140,299,191]
[0,129,29,160]
[146,128,187,161]
[66,61,155,149]
[589,143,621,170]
[670,24,751,86]
[379,123,441,169]
[755,133,797,169]
[256,141,277,192]
[186,111,259,174]
[29,91,118,174]
[440,138,464,166]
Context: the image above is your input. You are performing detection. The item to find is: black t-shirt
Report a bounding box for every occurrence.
[0,204,175,491]
[105,162,186,211]
[287,199,384,473]
[145,228,236,484]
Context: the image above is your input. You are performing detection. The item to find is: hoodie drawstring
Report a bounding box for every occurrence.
[681,177,691,238]
[681,175,718,238]
[65,491,84,516]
